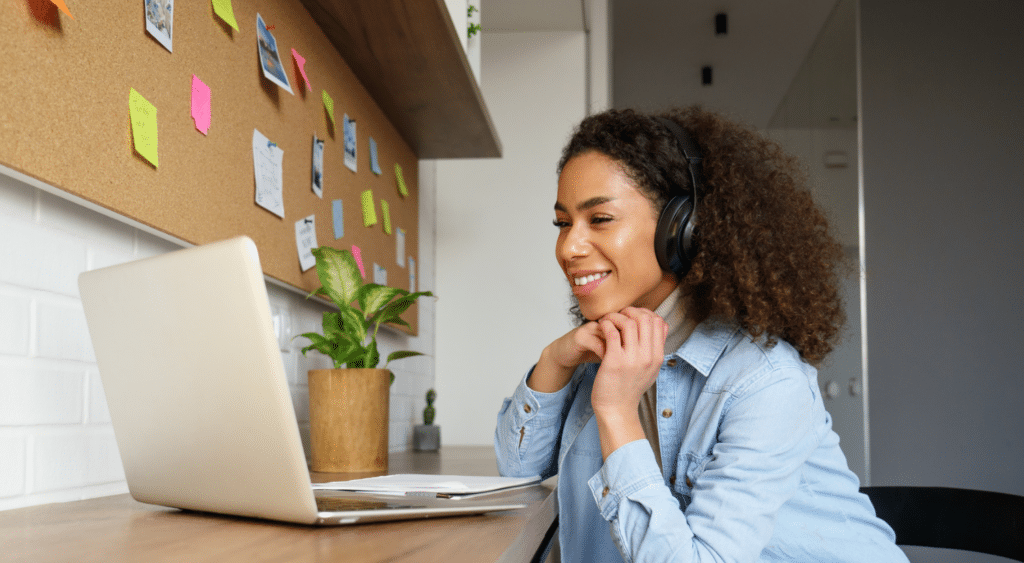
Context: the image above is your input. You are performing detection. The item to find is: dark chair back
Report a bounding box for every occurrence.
[860,486,1024,562]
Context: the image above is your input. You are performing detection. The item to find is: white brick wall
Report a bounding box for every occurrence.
[0,163,436,511]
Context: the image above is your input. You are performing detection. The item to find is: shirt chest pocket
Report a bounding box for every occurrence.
[671,452,712,511]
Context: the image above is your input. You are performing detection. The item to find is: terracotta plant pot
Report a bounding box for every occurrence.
[308,368,390,473]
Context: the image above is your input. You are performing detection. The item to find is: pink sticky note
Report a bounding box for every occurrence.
[351,245,366,279]
[190,75,211,135]
[292,49,312,92]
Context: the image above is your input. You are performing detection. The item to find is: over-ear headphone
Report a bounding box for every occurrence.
[653,116,704,276]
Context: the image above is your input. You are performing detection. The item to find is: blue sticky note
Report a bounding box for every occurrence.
[332,199,344,239]
[369,137,382,175]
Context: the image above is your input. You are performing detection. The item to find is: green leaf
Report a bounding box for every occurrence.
[356,284,404,317]
[370,291,433,326]
[311,247,362,307]
[337,303,368,344]
[385,350,424,368]
[322,311,344,338]
[298,332,334,356]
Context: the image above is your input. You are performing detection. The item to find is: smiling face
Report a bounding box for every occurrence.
[555,151,679,321]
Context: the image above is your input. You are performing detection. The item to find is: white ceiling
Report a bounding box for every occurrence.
[482,0,849,130]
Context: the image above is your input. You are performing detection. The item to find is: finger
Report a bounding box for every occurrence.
[599,318,622,355]
[575,323,606,359]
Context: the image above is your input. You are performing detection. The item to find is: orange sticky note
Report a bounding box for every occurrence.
[128,88,158,167]
[51,0,74,19]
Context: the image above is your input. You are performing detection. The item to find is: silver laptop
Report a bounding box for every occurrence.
[78,236,524,525]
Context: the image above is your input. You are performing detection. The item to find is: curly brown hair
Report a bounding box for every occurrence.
[558,106,845,364]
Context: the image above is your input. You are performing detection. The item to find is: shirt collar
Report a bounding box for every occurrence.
[670,318,739,378]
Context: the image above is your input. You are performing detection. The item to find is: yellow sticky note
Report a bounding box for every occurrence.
[51,0,74,19]
[361,190,377,227]
[322,90,335,125]
[394,163,408,197]
[128,88,158,167]
[381,200,392,235]
[212,0,238,30]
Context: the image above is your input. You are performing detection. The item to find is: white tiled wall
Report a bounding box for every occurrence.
[0,163,436,511]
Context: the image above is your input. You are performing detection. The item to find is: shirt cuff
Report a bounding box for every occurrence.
[509,365,575,429]
[588,439,666,521]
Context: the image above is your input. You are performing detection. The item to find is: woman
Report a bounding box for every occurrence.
[495,107,907,562]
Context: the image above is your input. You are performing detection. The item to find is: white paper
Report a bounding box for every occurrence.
[373,262,386,286]
[253,129,284,218]
[396,228,405,267]
[408,257,416,293]
[311,474,540,496]
[295,215,317,271]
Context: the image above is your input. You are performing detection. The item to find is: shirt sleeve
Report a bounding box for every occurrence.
[494,365,577,480]
[588,367,820,563]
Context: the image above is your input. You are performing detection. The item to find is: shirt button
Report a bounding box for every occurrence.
[602,486,610,497]
[661,408,673,418]
[669,475,676,485]
[666,358,677,367]
[523,404,532,413]
[685,477,693,488]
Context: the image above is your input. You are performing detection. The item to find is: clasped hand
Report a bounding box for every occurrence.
[547,307,669,419]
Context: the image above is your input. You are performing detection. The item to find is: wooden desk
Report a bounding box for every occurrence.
[0,447,557,563]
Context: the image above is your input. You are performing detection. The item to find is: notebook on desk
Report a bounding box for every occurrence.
[78,236,525,526]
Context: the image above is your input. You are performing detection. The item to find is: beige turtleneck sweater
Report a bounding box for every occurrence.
[637,287,695,471]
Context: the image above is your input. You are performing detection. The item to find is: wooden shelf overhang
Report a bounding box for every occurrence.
[299,0,502,159]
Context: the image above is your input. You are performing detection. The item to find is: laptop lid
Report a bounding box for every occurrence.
[79,236,323,524]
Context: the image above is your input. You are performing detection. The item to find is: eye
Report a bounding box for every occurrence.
[591,215,613,225]
[552,219,570,229]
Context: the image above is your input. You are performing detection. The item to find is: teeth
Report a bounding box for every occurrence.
[574,272,609,286]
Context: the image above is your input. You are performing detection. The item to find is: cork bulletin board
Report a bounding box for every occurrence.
[0,0,422,333]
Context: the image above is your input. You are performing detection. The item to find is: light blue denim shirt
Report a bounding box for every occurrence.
[495,319,908,563]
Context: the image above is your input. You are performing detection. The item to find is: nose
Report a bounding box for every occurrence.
[557,223,589,264]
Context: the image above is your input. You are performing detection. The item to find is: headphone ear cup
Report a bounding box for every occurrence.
[655,195,694,276]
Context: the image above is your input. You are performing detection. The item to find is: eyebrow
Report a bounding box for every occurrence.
[553,196,615,213]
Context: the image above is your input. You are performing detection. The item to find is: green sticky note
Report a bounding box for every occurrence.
[212,0,238,30]
[322,90,335,125]
[128,88,158,167]
[361,189,377,227]
[394,163,408,197]
[381,200,392,235]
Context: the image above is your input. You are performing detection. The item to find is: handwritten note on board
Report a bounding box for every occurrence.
[295,215,318,271]
[128,88,158,167]
[190,75,211,135]
[252,129,285,218]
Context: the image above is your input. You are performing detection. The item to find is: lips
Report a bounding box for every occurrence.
[570,271,610,296]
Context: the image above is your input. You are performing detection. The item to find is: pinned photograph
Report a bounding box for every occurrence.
[257,13,293,94]
[145,0,174,53]
[312,134,325,198]
[344,114,357,172]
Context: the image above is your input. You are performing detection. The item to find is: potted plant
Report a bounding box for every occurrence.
[413,389,440,451]
[298,246,433,473]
